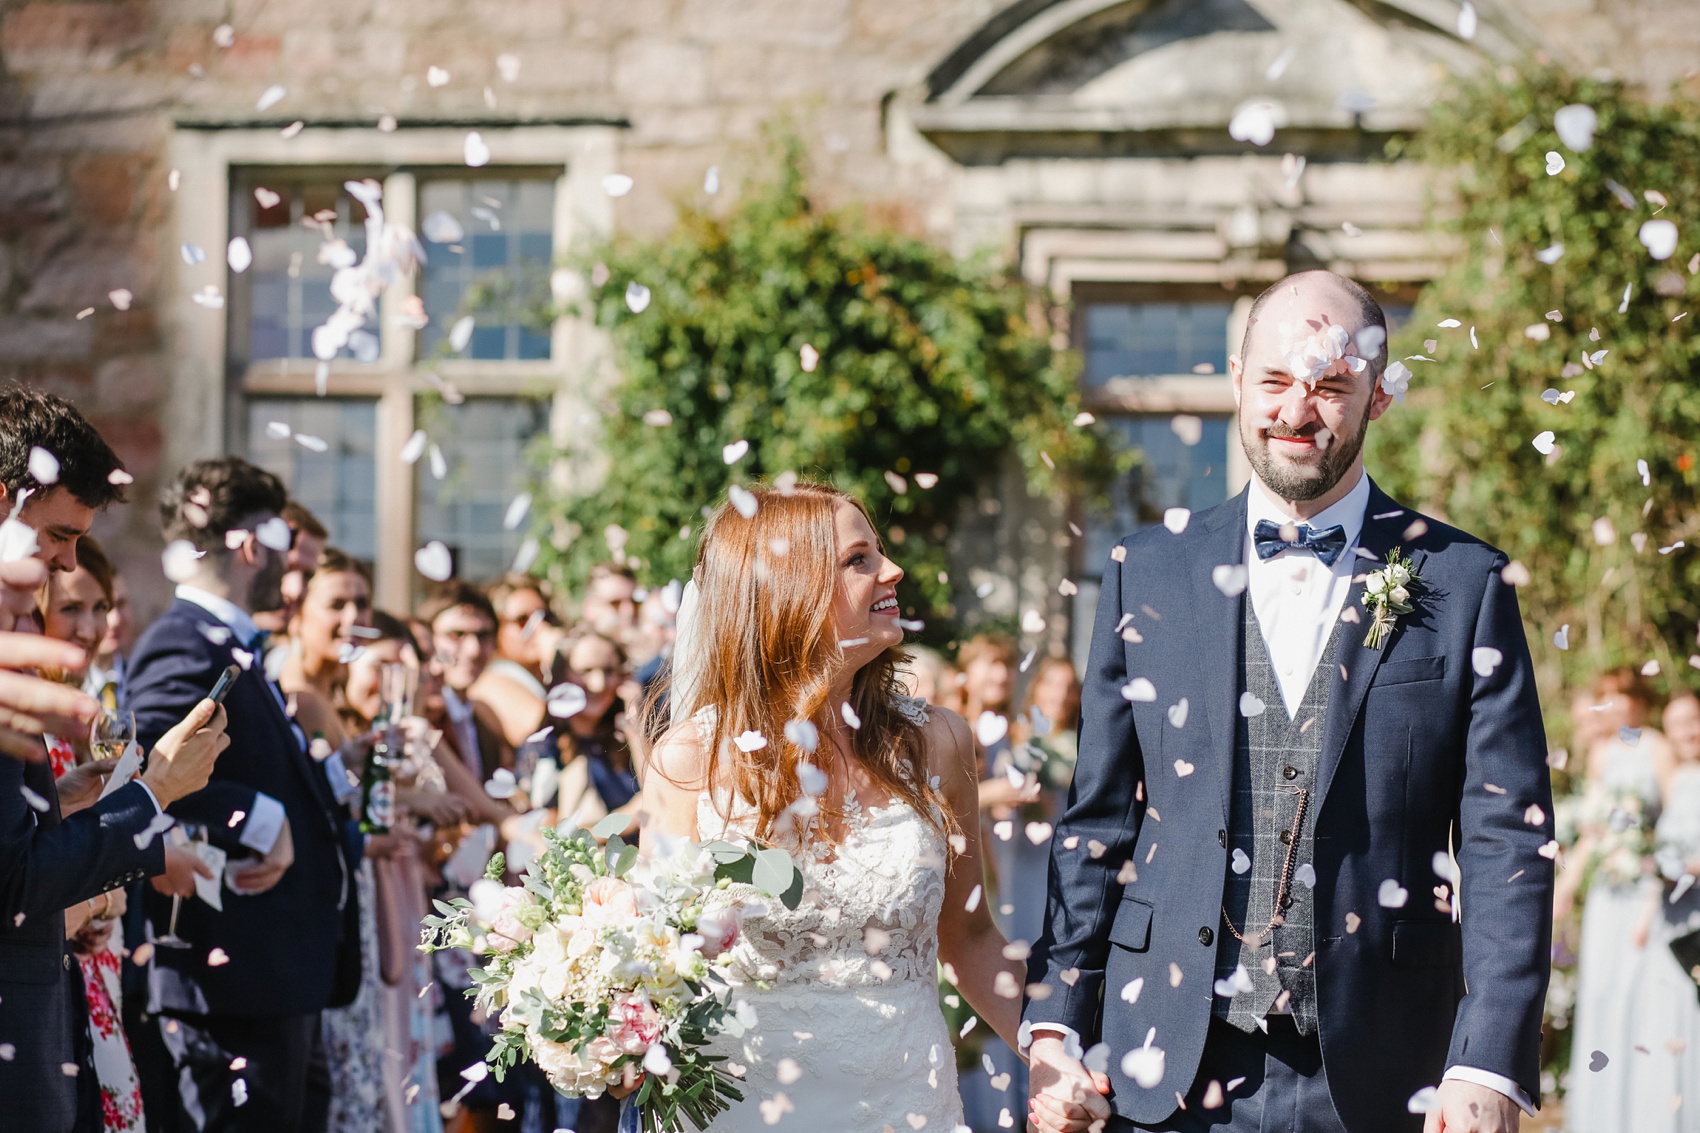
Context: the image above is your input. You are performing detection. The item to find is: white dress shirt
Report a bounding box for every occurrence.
[174,585,290,856]
[1024,471,1534,1115]
[1244,472,1370,718]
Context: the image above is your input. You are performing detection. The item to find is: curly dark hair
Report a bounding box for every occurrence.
[158,457,288,553]
[0,384,127,510]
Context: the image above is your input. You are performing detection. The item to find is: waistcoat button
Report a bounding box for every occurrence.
[1279,829,1292,844]
[1199,926,1214,946]
[1217,829,1227,847]
[1283,765,1298,780]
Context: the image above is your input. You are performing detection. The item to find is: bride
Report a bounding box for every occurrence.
[635,482,1086,1133]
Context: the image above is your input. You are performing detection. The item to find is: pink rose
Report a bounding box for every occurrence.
[694,907,742,958]
[609,993,663,1056]
[470,879,533,952]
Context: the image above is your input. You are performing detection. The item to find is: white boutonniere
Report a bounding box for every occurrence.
[1362,547,1420,650]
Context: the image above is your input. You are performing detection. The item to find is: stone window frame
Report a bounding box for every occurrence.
[165,120,620,607]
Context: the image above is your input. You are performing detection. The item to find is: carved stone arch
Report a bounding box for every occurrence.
[912,0,1556,163]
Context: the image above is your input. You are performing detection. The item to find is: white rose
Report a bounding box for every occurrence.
[1387,564,1411,586]
[1388,585,1410,608]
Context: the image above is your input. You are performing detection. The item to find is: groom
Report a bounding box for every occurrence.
[1024,271,1553,1133]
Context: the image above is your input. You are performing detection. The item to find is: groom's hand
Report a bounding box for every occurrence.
[1424,1080,1520,1133]
[1028,1035,1111,1133]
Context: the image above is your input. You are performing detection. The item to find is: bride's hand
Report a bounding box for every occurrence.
[608,1061,643,1099]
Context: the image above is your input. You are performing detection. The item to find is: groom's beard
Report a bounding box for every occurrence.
[1240,396,1373,503]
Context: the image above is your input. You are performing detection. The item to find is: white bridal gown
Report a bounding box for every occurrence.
[695,696,967,1133]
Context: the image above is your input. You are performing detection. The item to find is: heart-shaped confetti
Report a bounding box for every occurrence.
[1471,647,1503,677]
[1162,507,1191,534]
[1532,430,1556,455]
[1406,1086,1439,1114]
[1121,678,1156,702]
[729,484,758,518]
[1640,218,1679,260]
[722,439,750,464]
[624,281,651,313]
[975,711,1008,747]
[1167,698,1189,728]
[1173,758,1195,778]
[1231,848,1250,874]
[1212,564,1248,596]
[1588,1050,1609,1072]
[1378,879,1409,908]
[1554,624,1570,651]
[1239,692,1266,718]
[414,541,453,582]
[1544,151,1565,175]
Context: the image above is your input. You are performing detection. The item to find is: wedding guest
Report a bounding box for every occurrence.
[339,611,460,1133]
[419,581,514,784]
[523,631,638,832]
[278,549,387,1133]
[1633,689,1700,1132]
[580,562,640,644]
[953,633,1033,1130]
[38,536,146,1133]
[472,574,556,750]
[255,501,328,637]
[1557,666,1672,1122]
[0,385,229,1133]
[127,457,361,1133]
[89,568,135,709]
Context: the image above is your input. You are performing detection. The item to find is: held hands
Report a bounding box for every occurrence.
[140,699,230,808]
[1423,1080,1521,1133]
[1027,1036,1112,1133]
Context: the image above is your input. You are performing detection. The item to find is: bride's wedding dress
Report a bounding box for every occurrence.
[694,695,966,1133]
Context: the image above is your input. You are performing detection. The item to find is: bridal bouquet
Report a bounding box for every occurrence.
[421,817,801,1133]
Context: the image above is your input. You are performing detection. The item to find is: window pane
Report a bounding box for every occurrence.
[245,399,379,562]
[1083,415,1232,571]
[235,177,376,363]
[416,398,549,582]
[418,179,555,362]
[1083,301,1233,385]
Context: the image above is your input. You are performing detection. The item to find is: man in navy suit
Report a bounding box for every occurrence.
[1025,272,1553,1133]
[128,457,361,1133]
[0,386,231,1133]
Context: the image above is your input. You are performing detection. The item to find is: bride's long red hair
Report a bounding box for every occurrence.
[667,481,949,845]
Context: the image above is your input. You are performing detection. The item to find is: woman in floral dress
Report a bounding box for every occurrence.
[39,537,145,1132]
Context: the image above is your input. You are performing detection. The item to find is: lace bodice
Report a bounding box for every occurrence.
[695,695,949,991]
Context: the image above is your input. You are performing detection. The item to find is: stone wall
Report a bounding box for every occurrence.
[0,0,1695,619]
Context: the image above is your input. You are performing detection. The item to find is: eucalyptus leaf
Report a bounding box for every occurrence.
[752,847,795,897]
[591,812,631,840]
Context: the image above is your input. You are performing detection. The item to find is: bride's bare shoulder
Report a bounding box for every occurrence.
[916,703,975,784]
[642,720,714,795]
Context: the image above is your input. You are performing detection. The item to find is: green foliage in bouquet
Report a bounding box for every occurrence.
[1368,66,1700,734]
[534,137,1112,642]
[420,814,802,1133]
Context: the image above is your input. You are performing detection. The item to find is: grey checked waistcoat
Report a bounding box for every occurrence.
[1213,599,1341,1035]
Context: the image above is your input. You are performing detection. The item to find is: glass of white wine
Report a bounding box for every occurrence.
[89,707,134,764]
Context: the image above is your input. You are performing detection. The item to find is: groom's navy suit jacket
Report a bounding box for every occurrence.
[1024,482,1554,1132]
[127,598,360,1019]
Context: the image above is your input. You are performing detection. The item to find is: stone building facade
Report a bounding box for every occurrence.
[1,0,1696,646]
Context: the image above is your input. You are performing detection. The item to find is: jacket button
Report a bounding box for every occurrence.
[1217,829,1226,847]
[1279,829,1293,845]
[1199,927,1214,946]
[1283,766,1298,780]
[64,954,71,969]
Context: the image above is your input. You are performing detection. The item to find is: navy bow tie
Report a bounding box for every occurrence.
[1253,518,1349,567]
[246,629,270,655]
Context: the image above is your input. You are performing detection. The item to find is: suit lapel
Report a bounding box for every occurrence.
[1314,481,1411,808]
[1187,487,1249,828]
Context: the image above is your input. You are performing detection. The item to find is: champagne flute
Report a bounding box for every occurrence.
[88,707,134,765]
[152,822,206,949]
